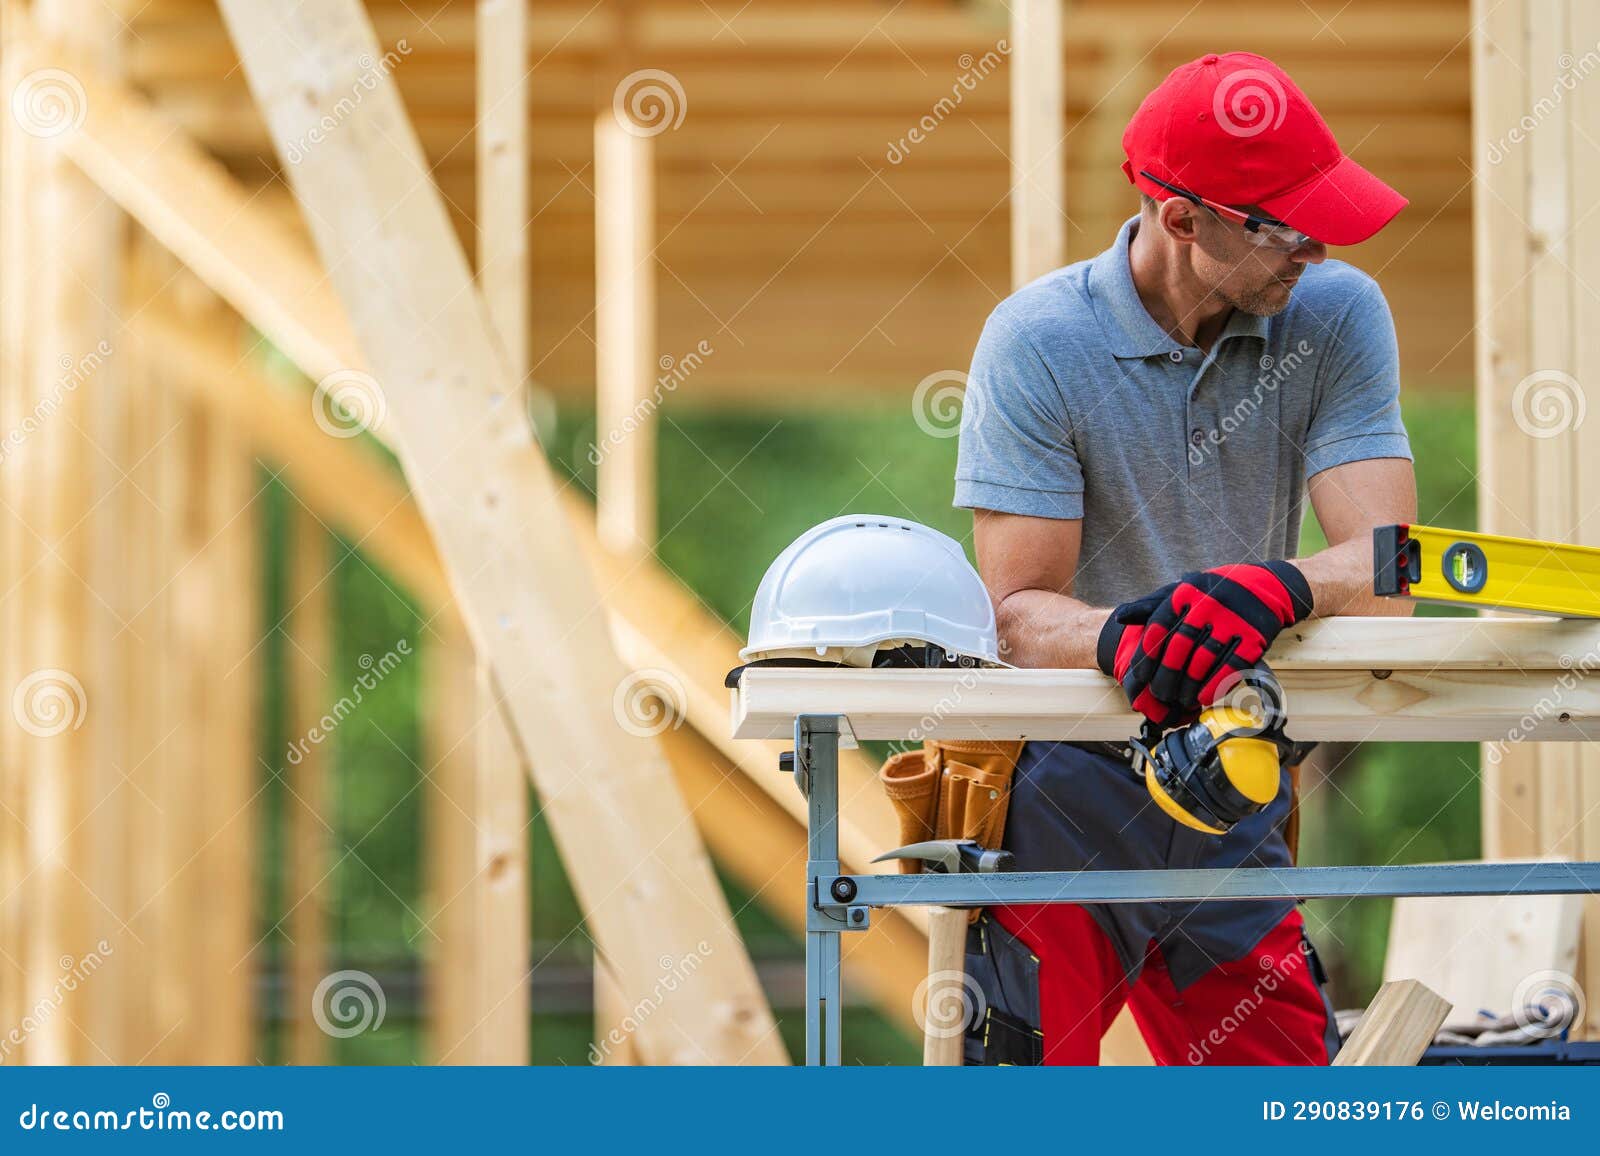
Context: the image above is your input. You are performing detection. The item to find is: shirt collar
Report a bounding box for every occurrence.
[1089,216,1270,359]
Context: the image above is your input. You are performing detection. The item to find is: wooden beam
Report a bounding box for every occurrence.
[1009,0,1063,286]
[216,0,783,1065]
[594,110,658,555]
[285,508,332,1066]
[1332,979,1452,1066]
[732,663,1600,743]
[473,0,532,1066]
[195,406,259,1063]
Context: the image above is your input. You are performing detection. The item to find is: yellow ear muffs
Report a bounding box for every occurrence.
[1131,698,1290,836]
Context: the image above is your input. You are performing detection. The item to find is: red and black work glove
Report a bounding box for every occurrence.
[1095,561,1314,726]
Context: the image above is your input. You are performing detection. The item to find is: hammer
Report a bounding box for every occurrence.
[872,839,1012,1066]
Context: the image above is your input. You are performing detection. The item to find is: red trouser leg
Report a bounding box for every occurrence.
[990,903,1130,1065]
[1127,908,1334,1066]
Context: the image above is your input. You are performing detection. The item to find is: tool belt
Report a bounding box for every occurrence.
[880,737,1309,878]
[878,739,1025,882]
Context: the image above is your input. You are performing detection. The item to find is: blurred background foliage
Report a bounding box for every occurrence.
[255,386,1476,1065]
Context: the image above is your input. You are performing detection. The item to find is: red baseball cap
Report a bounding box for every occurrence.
[1122,52,1406,246]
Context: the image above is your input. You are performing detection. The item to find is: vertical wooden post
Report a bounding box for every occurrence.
[196,406,259,1063]
[594,111,657,556]
[119,246,172,1062]
[20,0,126,1063]
[285,509,332,1065]
[471,0,532,1064]
[424,617,478,1062]
[1473,0,1600,1036]
[1009,0,1064,287]
[0,0,35,1054]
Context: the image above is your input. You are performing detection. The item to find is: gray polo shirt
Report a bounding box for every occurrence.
[955,216,1412,608]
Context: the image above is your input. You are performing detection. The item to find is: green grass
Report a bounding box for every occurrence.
[255,386,1478,1062]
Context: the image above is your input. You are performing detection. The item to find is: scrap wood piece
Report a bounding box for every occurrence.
[1333,979,1452,1066]
[215,0,783,1065]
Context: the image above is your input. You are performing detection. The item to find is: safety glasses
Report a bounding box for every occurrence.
[1138,171,1319,253]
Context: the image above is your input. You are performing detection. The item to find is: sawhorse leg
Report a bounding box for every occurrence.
[799,714,845,1065]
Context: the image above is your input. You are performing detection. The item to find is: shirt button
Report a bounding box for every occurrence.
[1191,428,1205,445]
[1169,349,1184,362]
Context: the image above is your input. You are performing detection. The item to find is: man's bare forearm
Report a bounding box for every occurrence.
[1293,535,1414,618]
[994,588,1112,669]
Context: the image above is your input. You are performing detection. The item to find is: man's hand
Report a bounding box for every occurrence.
[1096,561,1314,725]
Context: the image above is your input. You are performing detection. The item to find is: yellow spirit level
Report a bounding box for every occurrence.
[1373,524,1600,617]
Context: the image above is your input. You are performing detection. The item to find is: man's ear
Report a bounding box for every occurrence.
[1155,196,1201,245]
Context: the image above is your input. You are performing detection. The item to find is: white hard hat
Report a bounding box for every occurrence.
[740,514,1007,668]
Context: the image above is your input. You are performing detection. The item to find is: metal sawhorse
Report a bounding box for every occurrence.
[791,713,1600,1066]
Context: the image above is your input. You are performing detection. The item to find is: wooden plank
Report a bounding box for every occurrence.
[594,111,658,555]
[1565,0,1600,1041]
[0,0,35,1054]
[1333,978,1452,1066]
[732,665,1600,743]
[473,0,532,1066]
[1384,880,1582,1033]
[1011,0,1064,286]
[216,0,783,1065]
[285,508,332,1066]
[21,0,111,1059]
[424,616,483,1064]
[1474,0,1541,863]
[195,409,258,1063]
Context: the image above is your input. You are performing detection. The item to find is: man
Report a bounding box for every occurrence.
[954,52,1417,1065]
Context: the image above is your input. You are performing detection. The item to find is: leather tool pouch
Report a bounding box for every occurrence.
[878,739,1024,886]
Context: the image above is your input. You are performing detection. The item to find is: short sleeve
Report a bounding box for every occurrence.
[953,309,1084,519]
[1302,282,1413,477]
